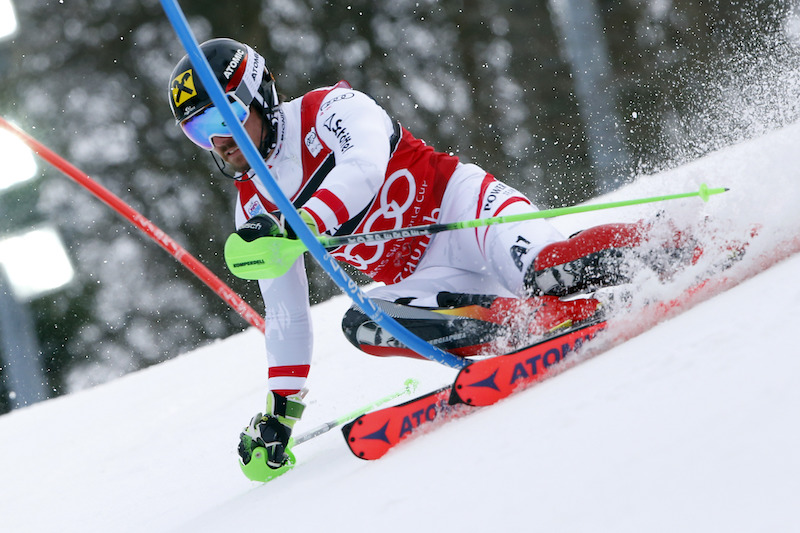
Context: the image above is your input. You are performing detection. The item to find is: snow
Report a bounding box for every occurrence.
[2,123,800,533]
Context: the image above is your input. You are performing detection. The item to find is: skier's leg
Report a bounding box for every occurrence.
[341,266,508,359]
[435,164,566,298]
[341,271,601,359]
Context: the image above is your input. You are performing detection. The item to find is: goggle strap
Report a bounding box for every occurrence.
[233,84,255,110]
[253,90,266,109]
[232,75,269,111]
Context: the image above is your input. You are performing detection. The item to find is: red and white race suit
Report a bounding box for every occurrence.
[233,82,564,395]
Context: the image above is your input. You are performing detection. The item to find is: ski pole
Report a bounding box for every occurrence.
[318,184,729,247]
[0,117,266,333]
[291,378,419,446]
[224,183,728,281]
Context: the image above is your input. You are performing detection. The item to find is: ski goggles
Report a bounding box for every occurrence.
[180,93,251,150]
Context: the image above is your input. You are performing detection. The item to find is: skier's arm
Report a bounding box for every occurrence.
[257,260,312,396]
[300,88,395,234]
[234,206,312,396]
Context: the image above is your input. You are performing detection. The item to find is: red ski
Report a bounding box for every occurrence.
[342,386,473,460]
[451,319,607,406]
[342,317,606,460]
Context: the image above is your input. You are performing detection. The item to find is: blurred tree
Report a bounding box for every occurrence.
[2,0,263,397]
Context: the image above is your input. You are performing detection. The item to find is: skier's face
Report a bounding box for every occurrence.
[210,108,265,173]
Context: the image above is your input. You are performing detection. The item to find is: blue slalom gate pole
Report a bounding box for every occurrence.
[160,0,467,369]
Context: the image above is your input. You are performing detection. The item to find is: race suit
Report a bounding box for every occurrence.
[233,81,564,395]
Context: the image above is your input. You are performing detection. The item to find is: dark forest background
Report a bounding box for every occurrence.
[1,0,799,413]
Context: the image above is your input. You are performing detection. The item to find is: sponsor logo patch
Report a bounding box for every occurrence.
[244,195,266,218]
[304,128,323,157]
[323,114,354,153]
[171,69,196,108]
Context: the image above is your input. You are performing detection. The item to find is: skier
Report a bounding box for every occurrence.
[168,38,690,473]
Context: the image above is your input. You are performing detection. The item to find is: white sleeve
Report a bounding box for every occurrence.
[257,258,313,395]
[235,199,312,395]
[301,88,395,233]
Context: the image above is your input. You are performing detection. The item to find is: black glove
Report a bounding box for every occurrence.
[236,210,319,242]
[235,213,287,242]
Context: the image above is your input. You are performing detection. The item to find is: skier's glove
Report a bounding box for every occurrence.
[238,391,306,469]
[225,210,318,280]
[235,209,318,242]
[234,212,286,241]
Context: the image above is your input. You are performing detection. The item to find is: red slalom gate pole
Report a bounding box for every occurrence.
[0,117,265,333]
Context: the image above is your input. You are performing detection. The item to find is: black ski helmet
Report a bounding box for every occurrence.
[169,38,280,154]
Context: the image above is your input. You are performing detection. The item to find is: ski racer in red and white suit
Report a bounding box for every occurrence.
[170,38,680,475]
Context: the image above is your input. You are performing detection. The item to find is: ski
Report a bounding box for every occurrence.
[451,318,607,406]
[342,317,606,460]
[449,275,717,408]
[341,386,473,460]
[451,228,772,409]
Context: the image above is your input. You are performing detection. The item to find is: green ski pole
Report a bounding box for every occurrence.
[318,183,729,248]
[292,378,419,446]
[226,184,728,280]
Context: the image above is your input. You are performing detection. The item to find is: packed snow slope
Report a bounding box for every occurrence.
[2,122,800,533]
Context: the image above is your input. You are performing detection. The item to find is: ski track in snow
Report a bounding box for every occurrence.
[2,123,800,532]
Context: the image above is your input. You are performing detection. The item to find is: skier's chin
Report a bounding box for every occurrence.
[225,152,251,173]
